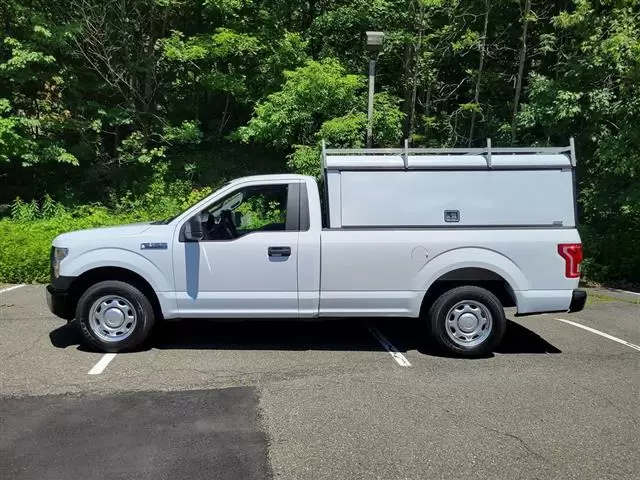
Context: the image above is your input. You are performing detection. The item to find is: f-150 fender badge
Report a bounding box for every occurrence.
[141,242,168,250]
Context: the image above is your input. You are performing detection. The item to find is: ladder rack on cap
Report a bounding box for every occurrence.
[320,137,576,173]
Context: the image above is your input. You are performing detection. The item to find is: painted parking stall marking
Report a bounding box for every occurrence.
[0,284,26,294]
[88,353,117,375]
[367,326,411,367]
[608,288,640,297]
[555,318,640,352]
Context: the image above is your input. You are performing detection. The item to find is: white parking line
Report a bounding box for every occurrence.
[367,326,411,367]
[608,288,640,297]
[88,353,117,375]
[0,284,26,294]
[555,318,640,352]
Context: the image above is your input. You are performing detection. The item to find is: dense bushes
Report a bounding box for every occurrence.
[0,184,212,284]
[0,210,139,283]
[580,224,640,286]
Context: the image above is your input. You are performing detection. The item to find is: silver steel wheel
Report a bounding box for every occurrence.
[88,295,137,342]
[445,300,493,348]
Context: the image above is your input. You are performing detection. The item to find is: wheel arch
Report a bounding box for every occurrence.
[413,247,527,316]
[67,267,163,321]
[419,266,517,317]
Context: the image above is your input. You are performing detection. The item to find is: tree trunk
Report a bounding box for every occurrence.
[402,0,417,138]
[113,126,119,159]
[409,3,425,139]
[219,94,231,140]
[402,42,413,138]
[142,5,155,115]
[511,0,531,145]
[468,0,490,147]
[424,82,432,138]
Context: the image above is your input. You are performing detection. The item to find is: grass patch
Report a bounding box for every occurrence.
[586,292,616,306]
[585,291,640,306]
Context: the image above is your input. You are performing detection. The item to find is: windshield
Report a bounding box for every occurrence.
[151,182,231,225]
[151,214,180,226]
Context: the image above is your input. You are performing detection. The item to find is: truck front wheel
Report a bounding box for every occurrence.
[427,286,506,357]
[75,280,155,353]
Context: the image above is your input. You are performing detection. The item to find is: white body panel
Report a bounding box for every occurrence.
[53,147,581,321]
[54,223,179,317]
[318,228,580,316]
[171,231,300,317]
[297,177,323,318]
[339,169,575,228]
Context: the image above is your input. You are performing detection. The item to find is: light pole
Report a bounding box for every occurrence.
[366,31,384,148]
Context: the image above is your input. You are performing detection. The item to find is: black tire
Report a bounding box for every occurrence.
[75,280,155,353]
[427,286,506,357]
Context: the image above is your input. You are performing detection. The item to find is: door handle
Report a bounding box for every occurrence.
[268,246,291,257]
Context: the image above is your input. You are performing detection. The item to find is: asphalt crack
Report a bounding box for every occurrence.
[377,380,556,467]
[473,421,551,464]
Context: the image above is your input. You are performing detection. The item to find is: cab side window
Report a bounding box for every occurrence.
[202,184,289,241]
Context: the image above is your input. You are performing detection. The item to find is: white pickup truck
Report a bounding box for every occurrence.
[47,141,586,356]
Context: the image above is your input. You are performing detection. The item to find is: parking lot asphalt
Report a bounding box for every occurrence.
[1,388,269,480]
[1,284,639,480]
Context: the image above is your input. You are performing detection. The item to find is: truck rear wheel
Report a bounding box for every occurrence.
[75,280,155,353]
[427,286,506,357]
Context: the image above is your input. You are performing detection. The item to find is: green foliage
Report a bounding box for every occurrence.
[109,162,204,219]
[10,195,65,221]
[0,182,216,284]
[0,209,142,283]
[517,0,640,283]
[163,28,261,62]
[236,59,365,147]
[370,93,404,146]
[319,114,367,148]
[161,121,203,145]
[238,58,404,175]
[580,223,640,284]
[236,197,284,230]
[117,132,166,165]
[180,187,214,211]
[0,15,78,166]
[287,145,320,177]
[1,36,55,72]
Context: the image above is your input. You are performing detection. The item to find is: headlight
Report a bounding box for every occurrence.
[52,247,68,278]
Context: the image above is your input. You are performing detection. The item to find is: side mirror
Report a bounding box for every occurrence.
[184,215,204,241]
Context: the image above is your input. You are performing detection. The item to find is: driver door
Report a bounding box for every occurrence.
[172,180,302,318]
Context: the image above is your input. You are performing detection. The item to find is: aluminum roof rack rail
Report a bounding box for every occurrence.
[321,138,576,171]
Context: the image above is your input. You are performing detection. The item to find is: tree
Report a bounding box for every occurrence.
[0,1,78,166]
[237,58,403,175]
[510,0,532,145]
[468,0,491,146]
[519,0,640,281]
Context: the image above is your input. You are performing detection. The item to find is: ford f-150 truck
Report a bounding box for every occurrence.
[47,141,586,356]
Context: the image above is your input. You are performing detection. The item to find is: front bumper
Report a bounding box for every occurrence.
[46,276,76,320]
[568,289,587,313]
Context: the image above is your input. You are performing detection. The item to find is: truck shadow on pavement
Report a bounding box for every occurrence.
[49,318,560,358]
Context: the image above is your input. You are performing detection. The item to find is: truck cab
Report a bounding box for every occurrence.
[47,142,586,356]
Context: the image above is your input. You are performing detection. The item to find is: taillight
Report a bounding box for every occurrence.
[558,243,583,278]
